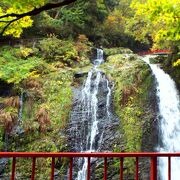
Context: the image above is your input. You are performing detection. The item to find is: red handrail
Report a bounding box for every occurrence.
[0,152,180,180]
[0,152,180,157]
[138,50,171,56]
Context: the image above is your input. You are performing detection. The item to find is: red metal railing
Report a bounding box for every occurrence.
[138,49,171,56]
[0,152,180,180]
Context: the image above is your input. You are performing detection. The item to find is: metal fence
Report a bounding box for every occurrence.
[0,152,179,180]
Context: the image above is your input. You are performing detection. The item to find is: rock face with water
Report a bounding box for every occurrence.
[66,51,163,179]
[67,49,120,179]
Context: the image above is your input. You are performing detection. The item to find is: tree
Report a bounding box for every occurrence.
[0,0,77,37]
[126,0,180,49]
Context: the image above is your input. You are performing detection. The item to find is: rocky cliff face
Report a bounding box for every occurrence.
[66,49,157,179]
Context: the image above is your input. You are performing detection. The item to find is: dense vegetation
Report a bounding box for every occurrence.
[0,0,179,178]
[0,35,92,178]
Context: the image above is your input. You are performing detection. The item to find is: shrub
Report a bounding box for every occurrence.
[36,106,51,132]
[15,47,34,59]
[38,36,78,66]
[75,34,92,57]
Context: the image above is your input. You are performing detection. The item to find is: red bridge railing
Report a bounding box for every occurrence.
[0,152,180,180]
[138,49,171,56]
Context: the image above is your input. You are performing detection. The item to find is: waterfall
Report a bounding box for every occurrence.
[94,48,104,65]
[143,55,180,180]
[75,48,112,180]
[18,92,23,122]
[106,79,111,120]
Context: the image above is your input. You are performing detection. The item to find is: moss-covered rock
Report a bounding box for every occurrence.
[100,52,155,178]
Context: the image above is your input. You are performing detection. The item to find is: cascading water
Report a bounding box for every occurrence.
[76,49,110,180]
[18,92,23,122]
[69,48,113,180]
[106,79,111,120]
[143,55,180,180]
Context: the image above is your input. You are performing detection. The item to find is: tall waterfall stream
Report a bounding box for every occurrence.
[68,49,119,179]
[143,55,180,180]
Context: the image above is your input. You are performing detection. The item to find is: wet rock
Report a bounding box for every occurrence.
[0,158,8,175]
[74,72,88,78]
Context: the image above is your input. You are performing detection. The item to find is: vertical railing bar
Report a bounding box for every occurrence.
[120,157,123,180]
[104,157,107,180]
[51,157,55,180]
[168,156,171,180]
[150,156,157,180]
[31,157,36,180]
[69,157,73,180]
[87,157,90,180]
[136,157,139,180]
[11,157,16,180]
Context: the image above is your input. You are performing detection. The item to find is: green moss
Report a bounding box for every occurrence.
[42,69,73,128]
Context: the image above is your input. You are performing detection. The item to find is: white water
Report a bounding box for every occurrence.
[76,49,111,180]
[106,79,111,120]
[18,92,23,122]
[143,55,180,180]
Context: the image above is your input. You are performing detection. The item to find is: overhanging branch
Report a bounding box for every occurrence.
[0,0,77,35]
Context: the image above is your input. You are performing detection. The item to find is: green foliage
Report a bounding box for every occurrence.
[9,68,73,178]
[128,0,180,49]
[38,36,78,65]
[0,46,43,84]
[0,47,74,178]
[42,70,73,128]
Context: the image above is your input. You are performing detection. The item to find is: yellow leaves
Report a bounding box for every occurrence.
[107,15,116,23]
[173,59,180,67]
[29,71,40,78]
[129,0,180,48]
[2,16,33,38]
[18,47,34,58]
[0,1,43,37]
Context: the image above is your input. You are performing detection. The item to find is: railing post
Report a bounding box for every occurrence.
[87,157,90,180]
[31,157,36,180]
[135,157,139,180]
[11,157,16,180]
[120,157,123,180]
[168,157,171,180]
[104,157,107,180]
[51,157,55,180]
[69,157,73,180]
[150,157,157,180]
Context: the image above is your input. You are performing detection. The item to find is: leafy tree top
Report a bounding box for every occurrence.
[0,0,77,37]
[129,0,180,48]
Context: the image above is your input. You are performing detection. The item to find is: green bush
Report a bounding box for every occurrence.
[38,36,78,66]
[0,46,44,84]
